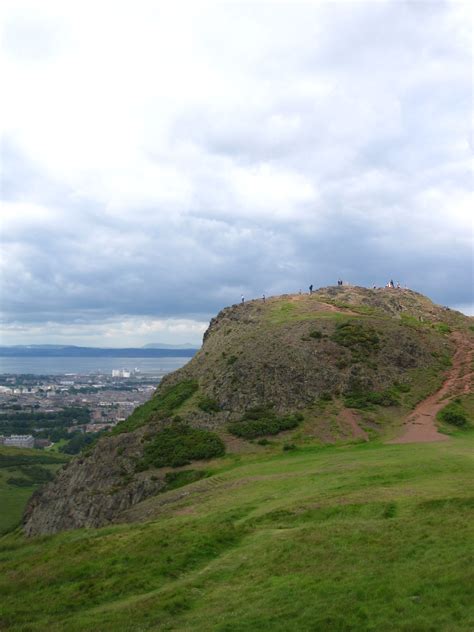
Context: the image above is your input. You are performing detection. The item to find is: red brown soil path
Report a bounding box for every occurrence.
[389,332,473,444]
[340,408,369,441]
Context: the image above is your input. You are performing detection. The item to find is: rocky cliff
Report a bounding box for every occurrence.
[23,286,471,536]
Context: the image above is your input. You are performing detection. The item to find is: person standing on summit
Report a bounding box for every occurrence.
[309,284,313,295]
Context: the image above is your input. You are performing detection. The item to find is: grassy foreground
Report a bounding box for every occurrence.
[1,434,473,631]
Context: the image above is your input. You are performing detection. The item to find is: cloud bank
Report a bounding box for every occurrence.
[1,0,472,346]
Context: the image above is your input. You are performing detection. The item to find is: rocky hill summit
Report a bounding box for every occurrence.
[23,286,472,535]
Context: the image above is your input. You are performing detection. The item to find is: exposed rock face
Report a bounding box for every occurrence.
[23,428,165,536]
[23,287,470,536]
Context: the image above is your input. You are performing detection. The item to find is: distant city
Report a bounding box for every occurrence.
[0,351,193,453]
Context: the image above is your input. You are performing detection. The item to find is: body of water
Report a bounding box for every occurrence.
[0,356,189,376]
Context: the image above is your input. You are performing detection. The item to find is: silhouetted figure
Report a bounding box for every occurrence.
[241,295,245,304]
[337,279,343,286]
[262,294,266,302]
[309,285,313,294]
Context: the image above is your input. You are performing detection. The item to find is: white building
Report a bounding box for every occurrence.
[4,434,35,449]
[112,369,131,378]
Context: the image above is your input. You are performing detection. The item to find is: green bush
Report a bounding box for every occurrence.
[438,402,469,428]
[139,423,225,469]
[344,390,399,410]
[113,380,199,435]
[197,396,220,414]
[440,411,467,427]
[331,321,380,357]
[227,355,238,366]
[228,407,303,439]
[309,330,323,340]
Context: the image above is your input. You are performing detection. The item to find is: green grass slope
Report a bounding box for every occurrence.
[0,447,69,535]
[1,433,473,631]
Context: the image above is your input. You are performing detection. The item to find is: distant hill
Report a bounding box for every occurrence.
[0,345,199,358]
[142,342,198,349]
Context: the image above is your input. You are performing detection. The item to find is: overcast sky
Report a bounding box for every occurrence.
[0,0,472,347]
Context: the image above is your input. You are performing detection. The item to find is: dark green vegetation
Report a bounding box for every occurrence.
[330,320,380,358]
[228,407,303,439]
[138,423,225,469]
[0,448,68,534]
[113,380,199,434]
[438,395,473,429]
[1,435,473,631]
[197,396,220,413]
[0,406,90,442]
[58,432,99,455]
[343,389,399,409]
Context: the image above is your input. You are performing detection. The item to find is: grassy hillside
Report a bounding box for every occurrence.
[23,288,473,536]
[1,432,473,631]
[0,447,69,535]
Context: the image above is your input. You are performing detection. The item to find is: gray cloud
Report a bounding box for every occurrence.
[0,1,472,345]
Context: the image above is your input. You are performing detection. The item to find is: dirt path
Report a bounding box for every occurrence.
[339,408,369,441]
[389,332,473,444]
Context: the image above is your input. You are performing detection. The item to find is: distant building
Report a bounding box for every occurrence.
[112,369,131,378]
[4,434,35,449]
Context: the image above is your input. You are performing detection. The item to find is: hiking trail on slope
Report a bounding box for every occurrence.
[389,331,473,444]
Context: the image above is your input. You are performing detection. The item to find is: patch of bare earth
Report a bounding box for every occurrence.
[389,332,473,444]
[339,408,369,441]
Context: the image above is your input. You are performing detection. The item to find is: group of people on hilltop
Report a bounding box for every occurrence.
[240,278,408,304]
[385,279,405,289]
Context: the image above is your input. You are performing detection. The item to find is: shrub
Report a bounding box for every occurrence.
[331,321,380,357]
[227,355,238,366]
[344,390,399,410]
[139,423,225,469]
[283,443,297,451]
[440,411,467,427]
[228,407,302,439]
[438,402,469,428]
[198,396,220,414]
[309,330,323,340]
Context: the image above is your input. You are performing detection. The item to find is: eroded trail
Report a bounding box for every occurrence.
[389,331,473,444]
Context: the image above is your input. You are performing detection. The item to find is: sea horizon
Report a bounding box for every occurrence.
[0,356,190,376]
